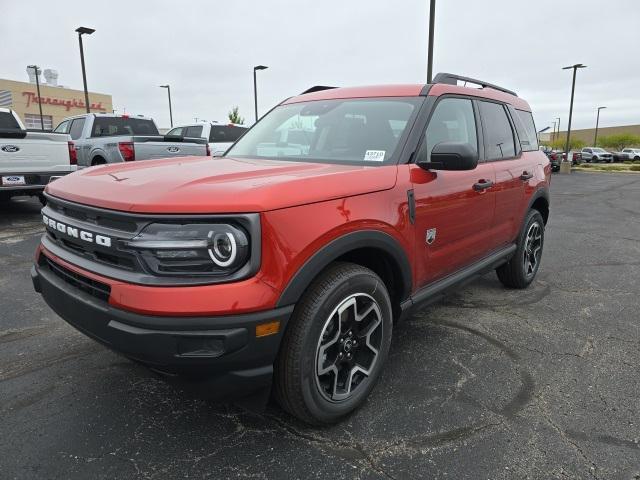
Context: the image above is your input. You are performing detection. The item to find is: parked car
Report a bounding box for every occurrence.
[32,73,550,425]
[0,108,76,203]
[613,148,640,161]
[53,113,208,167]
[166,122,247,157]
[561,151,582,165]
[581,147,613,163]
[541,147,561,171]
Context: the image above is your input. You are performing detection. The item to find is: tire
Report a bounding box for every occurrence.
[592,156,599,163]
[274,262,393,425]
[91,157,106,166]
[496,210,545,289]
[634,156,640,161]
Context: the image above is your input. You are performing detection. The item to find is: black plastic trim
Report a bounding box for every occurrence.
[407,190,416,224]
[403,244,516,313]
[432,72,518,97]
[276,230,413,307]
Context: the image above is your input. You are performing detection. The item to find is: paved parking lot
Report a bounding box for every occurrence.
[1,172,639,480]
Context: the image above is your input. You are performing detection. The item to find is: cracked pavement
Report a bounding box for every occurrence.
[1,173,639,479]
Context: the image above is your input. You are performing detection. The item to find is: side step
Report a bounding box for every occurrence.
[400,244,516,315]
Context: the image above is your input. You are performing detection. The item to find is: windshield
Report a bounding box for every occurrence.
[226,98,421,164]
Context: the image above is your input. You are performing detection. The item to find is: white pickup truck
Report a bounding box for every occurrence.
[0,108,76,203]
[53,113,208,167]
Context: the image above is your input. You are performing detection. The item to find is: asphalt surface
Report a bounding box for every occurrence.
[1,173,639,480]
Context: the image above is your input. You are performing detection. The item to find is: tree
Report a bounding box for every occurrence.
[597,133,640,151]
[550,136,585,151]
[228,106,244,125]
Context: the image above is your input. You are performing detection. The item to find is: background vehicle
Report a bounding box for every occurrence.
[613,148,640,161]
[54,113,208,167]
[33,73,550,425]
[0,108,75,203]
[581,147,613,163]
[166,122,247,157]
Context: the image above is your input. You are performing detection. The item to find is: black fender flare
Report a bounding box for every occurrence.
[526,187,550,223]
[275,230,413,308]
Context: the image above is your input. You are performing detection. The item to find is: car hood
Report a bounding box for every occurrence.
[46,156,398,213]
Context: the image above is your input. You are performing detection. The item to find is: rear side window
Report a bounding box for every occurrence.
[185,126,204,138]
[479,101,516,160]
[209,125,247,143]
[69,118,86,140]
[166,127,185,136]
[418,98,478,163]
[91,117,159,137]
[514,110,539,151]
[54,120,70,134]
[0,112,21,129]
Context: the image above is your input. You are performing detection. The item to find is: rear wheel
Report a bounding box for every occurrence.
[496,210,545,289]
[274,262,392,425]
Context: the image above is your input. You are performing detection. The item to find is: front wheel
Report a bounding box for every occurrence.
[496,210,545,289]
[274,262,392,425]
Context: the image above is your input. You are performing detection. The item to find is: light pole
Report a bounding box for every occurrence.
[552,121,557,142]
[75,26,95,113]
[561,63,587,172]
[594,106,606,147]
[253,65,268,123]
[427,0,436,83]
[556,117,561,143]
[27,65,45,130]
[159,85,173,128]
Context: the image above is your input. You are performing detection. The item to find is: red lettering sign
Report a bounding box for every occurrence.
[22,91,107,112]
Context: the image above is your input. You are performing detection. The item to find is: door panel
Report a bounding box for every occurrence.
[492,156,530,245]
[411,163,496,288]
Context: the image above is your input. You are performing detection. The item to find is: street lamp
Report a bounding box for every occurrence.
[253,65,268,123]
[561,63,587,172]
[75,26,95,113]
[556,117,561,143]
[552,120,557,142]
[159,85,173,128]
[427,0,436,83]
[27,65,45,130]
[594,106,606,147]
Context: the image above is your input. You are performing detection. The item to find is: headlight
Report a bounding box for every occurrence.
[123,223,250,276]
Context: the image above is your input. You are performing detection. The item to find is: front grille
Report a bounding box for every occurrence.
[42,256,111,302]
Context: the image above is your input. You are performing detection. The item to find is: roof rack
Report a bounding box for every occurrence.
[300,85,338,95]
[432,72,517,97]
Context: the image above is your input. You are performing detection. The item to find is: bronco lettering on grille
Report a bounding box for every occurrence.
[43,214,112,248]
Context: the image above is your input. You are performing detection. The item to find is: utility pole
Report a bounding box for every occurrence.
[159,85,173,127]
[75,27,95,113]
[253,65,268,123]
[561,64,587,173]
[427,0,436,83]
[27,65,45,130]
[594,106,606,147]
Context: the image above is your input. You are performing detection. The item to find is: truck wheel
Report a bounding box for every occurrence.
[496,209,545,289]
[274,262,392,425]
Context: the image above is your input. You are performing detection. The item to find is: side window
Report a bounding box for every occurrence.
[54,120,70,134]
[479,101,516,160]
[69,118,86,140]
[418,98,478,163]
[514,110,539,151]
[167,127,185,136]
[185,126,204,138]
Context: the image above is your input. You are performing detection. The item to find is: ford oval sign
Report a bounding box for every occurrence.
[1,145,20,153]
[167,146,180,153]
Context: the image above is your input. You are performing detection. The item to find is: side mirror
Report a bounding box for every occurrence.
[417,142,479,171]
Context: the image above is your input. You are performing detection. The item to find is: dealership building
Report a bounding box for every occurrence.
[0,67,113,130]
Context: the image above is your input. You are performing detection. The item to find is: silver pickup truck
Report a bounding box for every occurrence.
[53,113,208,167]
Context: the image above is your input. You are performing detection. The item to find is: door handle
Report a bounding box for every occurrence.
[473,179,493,191]
[520,171,533,180]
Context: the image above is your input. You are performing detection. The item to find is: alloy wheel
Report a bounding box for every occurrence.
[315,293,383,402]
[523,222,543,277]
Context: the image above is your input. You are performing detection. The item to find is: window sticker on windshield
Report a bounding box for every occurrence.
[364,150,385,162]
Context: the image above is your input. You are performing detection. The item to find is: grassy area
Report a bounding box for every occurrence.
[573,163,640,173]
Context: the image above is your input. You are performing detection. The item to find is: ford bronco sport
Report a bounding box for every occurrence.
[32,73,550,425]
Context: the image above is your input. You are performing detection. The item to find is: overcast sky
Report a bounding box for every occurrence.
[2,0,639,131]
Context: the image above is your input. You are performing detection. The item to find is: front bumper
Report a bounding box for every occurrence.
[31,257,294,399]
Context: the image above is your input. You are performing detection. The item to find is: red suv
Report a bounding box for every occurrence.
[32,73,550,424]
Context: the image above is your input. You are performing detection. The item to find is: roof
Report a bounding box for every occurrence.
[283,81,531,111]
